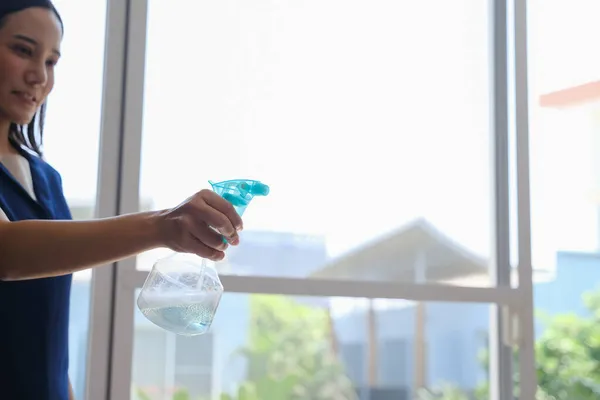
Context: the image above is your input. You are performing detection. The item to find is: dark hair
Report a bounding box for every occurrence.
[0,1,63,157]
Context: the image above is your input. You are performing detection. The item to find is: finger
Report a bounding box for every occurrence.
[188,221,229,251]
[185,233,225,261]
[193,202,238,239]
[200,190,244,232]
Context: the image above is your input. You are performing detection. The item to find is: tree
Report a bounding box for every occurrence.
[139,288,600,399]
[416,383,471,400]
[134,294,355,400]
[221,295,357,400]
[531,289,600,399]
[420,288,600,400]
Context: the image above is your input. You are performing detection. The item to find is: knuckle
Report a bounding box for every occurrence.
[217,239,229,251]
[180,216,194,232]
[220,226,235,237]
[223,201,236,212]
[171,217,188,237]
[190,195,207,209]
[188,192,207,206]
[216,215,232,229]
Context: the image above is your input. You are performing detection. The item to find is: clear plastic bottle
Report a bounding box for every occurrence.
[136,179,270,336]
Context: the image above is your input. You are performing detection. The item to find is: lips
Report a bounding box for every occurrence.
[13,91,37,106]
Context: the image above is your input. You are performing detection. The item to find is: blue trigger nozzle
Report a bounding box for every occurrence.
[209,179,270,217]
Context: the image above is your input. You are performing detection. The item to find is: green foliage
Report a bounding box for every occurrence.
[415,383,472,400]
[531,290,600,399]
[173,389,193,400]
[135,295,354,400]
[223,295,357,400]
[421,288,600,400]
[135,387,196,400]
[139,289,600,400]
[136,388,153,400]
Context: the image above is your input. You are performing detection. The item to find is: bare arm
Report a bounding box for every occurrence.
[0,190,243,281]
[68,378,75,400]
[0,211,162,280]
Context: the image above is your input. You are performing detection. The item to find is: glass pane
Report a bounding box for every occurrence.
[42,0,106,397]
[138,0,495,287]
[529,0,600,398]
[131,292,492,399]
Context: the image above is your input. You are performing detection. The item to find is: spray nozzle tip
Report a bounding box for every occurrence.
[209,179,269,216]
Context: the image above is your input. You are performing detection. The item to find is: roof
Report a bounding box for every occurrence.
[310,218,487,283]
[539,80,600,109]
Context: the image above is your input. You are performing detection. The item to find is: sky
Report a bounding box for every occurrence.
[41,0,600,276]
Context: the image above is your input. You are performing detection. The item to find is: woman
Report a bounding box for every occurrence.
[0,1,243,399]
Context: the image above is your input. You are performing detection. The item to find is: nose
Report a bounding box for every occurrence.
[24,60,48,88]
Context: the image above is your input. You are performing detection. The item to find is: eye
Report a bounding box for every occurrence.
[46,58,58,67]
[12,44,33,57]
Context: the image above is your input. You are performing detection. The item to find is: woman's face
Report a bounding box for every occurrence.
[0,7,62,125]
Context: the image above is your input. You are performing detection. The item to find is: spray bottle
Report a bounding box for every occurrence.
[137,179,270,336]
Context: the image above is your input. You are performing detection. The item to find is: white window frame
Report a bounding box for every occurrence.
[85,0,537,399]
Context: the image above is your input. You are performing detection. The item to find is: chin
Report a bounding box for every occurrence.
[9,111,36,126]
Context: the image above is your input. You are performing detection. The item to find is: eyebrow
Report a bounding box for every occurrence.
[13,34,61,57]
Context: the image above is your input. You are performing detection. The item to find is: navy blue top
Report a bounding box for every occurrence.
[0,148,73,400]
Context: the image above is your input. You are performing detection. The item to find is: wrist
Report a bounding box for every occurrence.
[144,210,169,249]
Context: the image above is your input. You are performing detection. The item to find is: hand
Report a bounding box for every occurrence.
[69,379,75,400]
[157,189,243,261]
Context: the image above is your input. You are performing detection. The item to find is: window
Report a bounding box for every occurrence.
[131,325,214,399]
[131,295,493,399]
[80,0,538,398]
[173,333,214,397]
[135,0,495,289]
[341,342,366,386]
[379,339,410,388]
